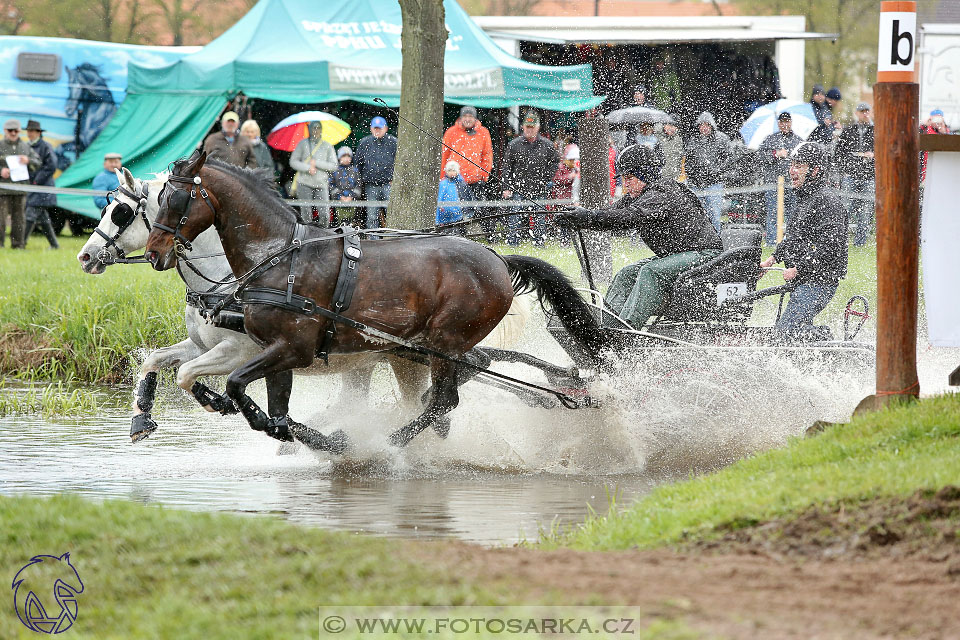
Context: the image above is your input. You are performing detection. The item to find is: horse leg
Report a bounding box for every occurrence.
[174,340,250,415]
[389,358,460,447]
[266,369,300,457]
[386,353,430,413]
[224,343,347,454]
[131,338,205,443]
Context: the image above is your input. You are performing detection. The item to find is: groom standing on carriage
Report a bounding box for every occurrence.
[556,144,723,330]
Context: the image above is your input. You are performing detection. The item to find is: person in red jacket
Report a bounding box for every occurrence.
[441,106,493,233]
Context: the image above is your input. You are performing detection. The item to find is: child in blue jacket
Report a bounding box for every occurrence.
[436,160,474,229]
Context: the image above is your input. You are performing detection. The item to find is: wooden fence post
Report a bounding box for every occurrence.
[577,114,612,284]
[857,1,921,413]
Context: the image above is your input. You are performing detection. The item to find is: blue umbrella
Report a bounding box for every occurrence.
[740,100,818,149]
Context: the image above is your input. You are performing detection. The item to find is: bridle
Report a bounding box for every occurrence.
[155,172,218,255]
[95,181,151,264]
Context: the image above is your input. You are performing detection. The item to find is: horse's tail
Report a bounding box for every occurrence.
[479,292,532,350]
[503,254,606,360]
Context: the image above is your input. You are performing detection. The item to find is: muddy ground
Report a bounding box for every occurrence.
[416,487,960,639]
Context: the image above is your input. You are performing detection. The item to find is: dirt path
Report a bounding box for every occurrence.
[416,489,960,639]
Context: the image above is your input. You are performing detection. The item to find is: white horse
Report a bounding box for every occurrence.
[78,168,532,442]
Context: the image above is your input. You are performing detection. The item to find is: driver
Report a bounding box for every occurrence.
[760,142,848,335]
[556,144,722,329]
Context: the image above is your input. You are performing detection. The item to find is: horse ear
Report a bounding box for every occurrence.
[114,168,124,183]
[184,150,207,176]
[122,167,135,189]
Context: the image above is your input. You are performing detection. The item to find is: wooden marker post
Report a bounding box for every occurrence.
[776,175,786,243]
[857,1,921,413]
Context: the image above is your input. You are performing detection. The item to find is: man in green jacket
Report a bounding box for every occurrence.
[0,119,40,248]
[557,144,723,329]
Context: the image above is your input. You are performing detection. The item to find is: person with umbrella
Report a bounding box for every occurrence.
[554,144,722,330]
[757,112,803,246]
[290,121,337,225]
[760,142,847,337]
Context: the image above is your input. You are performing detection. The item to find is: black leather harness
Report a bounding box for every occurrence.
[235,224,362,362]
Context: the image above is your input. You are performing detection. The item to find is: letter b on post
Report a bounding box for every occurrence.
[877,1,916,82]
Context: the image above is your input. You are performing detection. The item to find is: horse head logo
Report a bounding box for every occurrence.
[64,63,117,153]
[11,553,84,634]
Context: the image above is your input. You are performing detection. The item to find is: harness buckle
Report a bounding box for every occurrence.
[347,260,356,270]
[270,256,281,266]
[179,217,188,226]
[287,275,295,284]
[292,238,301,248]
[200,188,209,199]
[301,299,315,313]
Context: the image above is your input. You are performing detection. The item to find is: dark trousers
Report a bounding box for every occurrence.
[0,194,26,248]
[25,206,59,249]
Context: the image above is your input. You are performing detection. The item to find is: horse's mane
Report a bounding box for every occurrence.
[171,156,298,220]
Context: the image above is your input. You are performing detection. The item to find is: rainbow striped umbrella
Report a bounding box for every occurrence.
[266,111,351,151]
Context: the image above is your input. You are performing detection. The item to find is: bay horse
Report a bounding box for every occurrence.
[144,152,604,452]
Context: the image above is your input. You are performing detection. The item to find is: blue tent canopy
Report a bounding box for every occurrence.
[57,0,601,218]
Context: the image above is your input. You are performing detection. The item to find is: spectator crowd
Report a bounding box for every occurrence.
[2,83,953,249]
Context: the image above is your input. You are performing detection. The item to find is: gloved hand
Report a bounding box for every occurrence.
[554,206,593,229]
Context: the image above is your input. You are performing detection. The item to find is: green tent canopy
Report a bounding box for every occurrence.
[57,0,602,219]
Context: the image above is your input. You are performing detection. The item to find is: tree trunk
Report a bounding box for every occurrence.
[577,114,613,284]
[388,0,446,229]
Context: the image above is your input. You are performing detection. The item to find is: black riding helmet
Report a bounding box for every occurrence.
[616,143,662,182]
[790,141,827,168]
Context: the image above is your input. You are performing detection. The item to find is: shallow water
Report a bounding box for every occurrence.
[0,333,906,546]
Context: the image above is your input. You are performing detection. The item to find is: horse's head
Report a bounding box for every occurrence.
[78,167,158,274]
[146,151,220,271]
[64,63,112,117]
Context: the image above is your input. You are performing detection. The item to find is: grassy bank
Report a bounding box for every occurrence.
[0,494,706,640]
[0,236,184,382]
[0,234,877,384]
[543,393,960,551]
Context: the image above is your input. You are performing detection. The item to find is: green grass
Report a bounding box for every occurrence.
[0,380,99,416]
[0,494,698,639]
[541,393,960,551]
[0,236,184,382]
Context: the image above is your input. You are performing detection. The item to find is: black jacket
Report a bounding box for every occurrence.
[758,130,804,182]
[27,137,57,208]
[835,123,875,179]
[773,175,848,286]
[580,178,723,258]
[501,134,558,198]
[355,133,398,186]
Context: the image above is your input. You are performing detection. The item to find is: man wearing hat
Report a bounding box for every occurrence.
[23,120,59,249]
[202,111,257,169]
[0,118,40,248]
[355,116,397,228]
[555,144,723,329]
[835,102,875,245]
[656,116,684,182]
[757,111,803,246]
[809,84,831,125]
[440,106,492,231]
[501,110,558,245]
[825,87,842,113]
[684,111,732,231]
[92,152,123,210]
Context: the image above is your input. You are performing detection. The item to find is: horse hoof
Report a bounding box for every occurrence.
[389,426,416,448]
[432,416,451,439]
[289,423,348,455]
[130,413,158,443]
[276,441,301,456]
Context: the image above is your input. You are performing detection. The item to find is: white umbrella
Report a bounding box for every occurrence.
[739,100,818,149]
